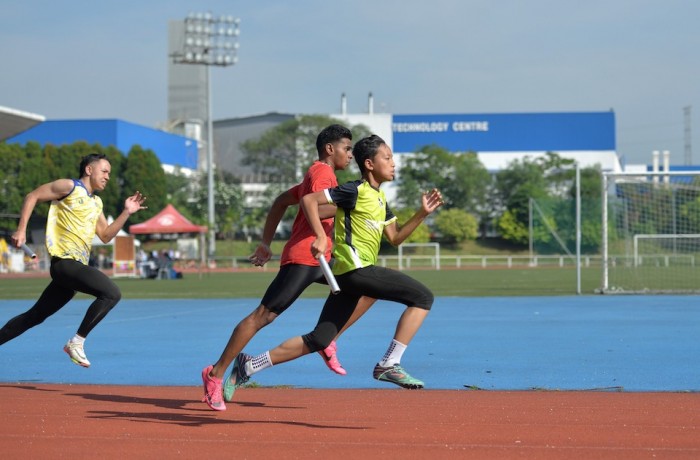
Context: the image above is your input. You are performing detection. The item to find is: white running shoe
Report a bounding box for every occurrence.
[63,341,91,368]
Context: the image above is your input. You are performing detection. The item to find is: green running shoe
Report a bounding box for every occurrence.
[223,353,251,402]
[373,363,424,389]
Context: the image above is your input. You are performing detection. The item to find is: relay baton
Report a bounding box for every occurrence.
[21,244,37,259]
[318,256,340,295]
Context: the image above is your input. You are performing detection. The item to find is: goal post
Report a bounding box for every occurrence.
[398,242,440,271]
[601,171,700,294]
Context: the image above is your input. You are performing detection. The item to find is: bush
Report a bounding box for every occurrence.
[434,208,478,243]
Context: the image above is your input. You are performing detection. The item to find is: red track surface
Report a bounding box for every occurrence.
[1,384,698,459]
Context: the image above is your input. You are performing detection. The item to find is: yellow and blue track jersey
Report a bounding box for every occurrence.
[46,179,102,265]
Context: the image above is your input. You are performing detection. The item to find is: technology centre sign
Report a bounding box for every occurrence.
[392,112,615,153]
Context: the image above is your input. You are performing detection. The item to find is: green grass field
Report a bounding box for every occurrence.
[0,267,603,300]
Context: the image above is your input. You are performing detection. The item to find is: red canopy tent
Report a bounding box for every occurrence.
[129,204,207,235]
[129,204,207,275]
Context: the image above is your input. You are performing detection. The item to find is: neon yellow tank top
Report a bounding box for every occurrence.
[46,179,103,264]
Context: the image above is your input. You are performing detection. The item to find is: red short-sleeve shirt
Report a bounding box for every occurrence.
[280,161,337,266]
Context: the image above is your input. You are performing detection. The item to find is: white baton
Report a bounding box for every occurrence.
[318,256,340,294]
[20,244,37,259]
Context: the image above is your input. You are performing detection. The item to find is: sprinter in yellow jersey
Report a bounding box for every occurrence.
[0,153,146,368]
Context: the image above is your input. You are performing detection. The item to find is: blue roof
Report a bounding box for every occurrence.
[6,119,198,169]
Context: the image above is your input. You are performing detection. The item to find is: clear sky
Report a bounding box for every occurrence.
[2,0,698,165]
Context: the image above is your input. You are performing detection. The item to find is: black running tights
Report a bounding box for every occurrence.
[0,257,121,345]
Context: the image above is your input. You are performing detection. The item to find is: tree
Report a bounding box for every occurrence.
[537,164,605,255]
[396,145,491,217]
[187,170,245,239]
[434,208,478,244]
[122,145,167,223]
[680,196,700,233]
[16,141,50,215]
[241,118,298,182]
[0,141,132,232]
[0,142,27,229]
[100,145,126,217]
[165,168,195,216]
[496,153,604,251]
[240,114,371,185]
[496,209,530,245]
[494,155,553,245]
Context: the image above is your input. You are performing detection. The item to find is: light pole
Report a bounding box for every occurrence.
[171,12,240,263]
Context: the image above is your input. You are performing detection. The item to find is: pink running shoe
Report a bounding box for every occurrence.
[201,365,226,411]
[318,340,347,375]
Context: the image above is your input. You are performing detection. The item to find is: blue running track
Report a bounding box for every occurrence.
[0,296,698,391]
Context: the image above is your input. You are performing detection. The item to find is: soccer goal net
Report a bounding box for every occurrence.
[601,171,700,294]
[398,243,440,271]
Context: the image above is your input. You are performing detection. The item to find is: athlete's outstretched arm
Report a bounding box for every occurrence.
[384,189,443,246]
[95,191,147,243]
[250,189,298,266]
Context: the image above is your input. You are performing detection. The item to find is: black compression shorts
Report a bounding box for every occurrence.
[301,265,434,352]
[260,264,327,315]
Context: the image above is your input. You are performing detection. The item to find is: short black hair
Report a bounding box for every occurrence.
[352,134,386,174]
[315,124,352,156]
[78,153,108,177]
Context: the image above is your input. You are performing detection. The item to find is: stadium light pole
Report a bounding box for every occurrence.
[171,12,240,263]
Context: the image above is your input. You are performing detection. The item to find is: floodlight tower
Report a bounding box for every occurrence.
[170,12,240,262]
